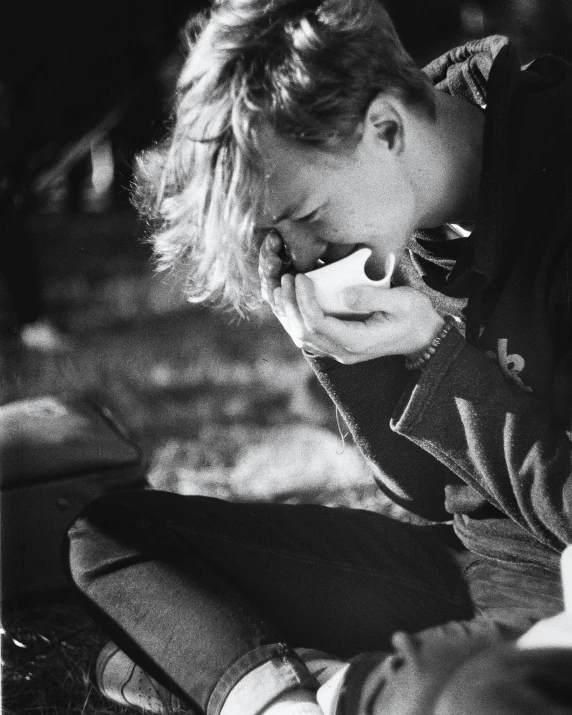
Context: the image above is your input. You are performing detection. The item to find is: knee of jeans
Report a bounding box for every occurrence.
[67,495,126,593]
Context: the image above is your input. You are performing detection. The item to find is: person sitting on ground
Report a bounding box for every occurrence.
[67,0,572,713]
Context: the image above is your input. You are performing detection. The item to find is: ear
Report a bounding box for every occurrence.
[362,94,405,154]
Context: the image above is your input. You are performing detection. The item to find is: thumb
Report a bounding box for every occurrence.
[344,285,395,312]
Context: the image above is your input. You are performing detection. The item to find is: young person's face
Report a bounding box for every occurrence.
[258,120,419,279]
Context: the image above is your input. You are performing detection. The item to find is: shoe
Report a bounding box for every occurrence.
[95,641,185,712]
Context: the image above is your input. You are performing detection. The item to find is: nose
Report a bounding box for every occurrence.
[277,221,327,273]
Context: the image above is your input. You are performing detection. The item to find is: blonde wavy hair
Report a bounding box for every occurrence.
[134,0,435,315]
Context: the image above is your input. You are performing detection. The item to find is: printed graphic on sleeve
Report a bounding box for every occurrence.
[485,338,533,393]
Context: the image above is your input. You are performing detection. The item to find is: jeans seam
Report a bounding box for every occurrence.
[168,522,386,574]
[167,522,468,604]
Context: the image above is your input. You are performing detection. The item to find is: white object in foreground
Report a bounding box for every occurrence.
[517,544,572,649]
[305,248,395,318]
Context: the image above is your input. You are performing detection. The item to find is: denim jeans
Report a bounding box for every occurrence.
[67,490,562,715]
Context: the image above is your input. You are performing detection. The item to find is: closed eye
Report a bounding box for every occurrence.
[294,207,322,223]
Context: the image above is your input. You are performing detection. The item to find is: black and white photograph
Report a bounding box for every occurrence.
[1,1,571,713]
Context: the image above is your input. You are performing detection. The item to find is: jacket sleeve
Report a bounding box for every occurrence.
[306,353,464,522]
[391,326,572,551]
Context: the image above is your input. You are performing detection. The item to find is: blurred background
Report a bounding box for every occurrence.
[1,0,571,344]
[2,0,571,463]
[1,1,571,713]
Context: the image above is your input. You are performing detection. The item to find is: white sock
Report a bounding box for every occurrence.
[220,658,323,715]
[316,664,350,715]
[263,688,323,715]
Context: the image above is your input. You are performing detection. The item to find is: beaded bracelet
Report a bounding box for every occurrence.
[405,315,457,371]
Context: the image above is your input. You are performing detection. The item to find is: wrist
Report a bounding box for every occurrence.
[405,315,457,371]
[406,313,445,359]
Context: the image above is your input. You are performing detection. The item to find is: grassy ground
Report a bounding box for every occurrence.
[1,208,412,715]
[2,597,131,715]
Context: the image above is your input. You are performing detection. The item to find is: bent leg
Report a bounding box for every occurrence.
[67,490,473,713]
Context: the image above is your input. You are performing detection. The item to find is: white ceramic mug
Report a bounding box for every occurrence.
[305,248,396,318]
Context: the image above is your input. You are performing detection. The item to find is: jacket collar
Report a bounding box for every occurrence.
[423,35,511,105]
[417,36,522,343]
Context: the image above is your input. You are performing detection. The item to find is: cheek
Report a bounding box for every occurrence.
[330,186,379,234]
[327,170,417,242]
[377,183,417,236]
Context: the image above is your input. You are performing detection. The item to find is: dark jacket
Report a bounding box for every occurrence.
[307,36,572,571]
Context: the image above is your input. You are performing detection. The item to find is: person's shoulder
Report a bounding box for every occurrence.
[512,50,571,150]
[521,52,572,87]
